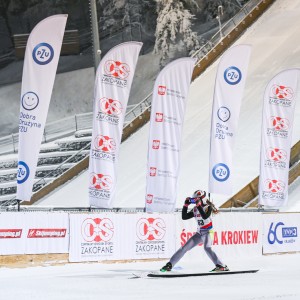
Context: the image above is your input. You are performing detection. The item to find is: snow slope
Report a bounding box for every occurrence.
[36,0,300,210]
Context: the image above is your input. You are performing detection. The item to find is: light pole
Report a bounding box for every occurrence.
[90,0,101,74]
[216,5,224,41]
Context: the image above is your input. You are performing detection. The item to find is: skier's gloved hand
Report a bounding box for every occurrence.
[195,198,203,207]
[184,197,191,206]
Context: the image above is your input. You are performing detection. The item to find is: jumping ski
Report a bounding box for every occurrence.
[132,270,259,278]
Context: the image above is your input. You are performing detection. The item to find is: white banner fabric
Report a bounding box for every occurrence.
[16,15,67,202]
[68,213,176,262]
[175,212,262,263]
[88,42,142,208]
[263,213,300,254]
[145,57,196,213]
[259,69,300,207]
[209,45,251,195]
[0,212,69,255]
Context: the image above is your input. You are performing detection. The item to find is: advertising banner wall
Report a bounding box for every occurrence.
[0,212,69,255]
[88,42,142,208]
[263,213,300,254]
[69,213,176,262]
[209,45,251,195]
[175,212,262,263]
[145,57,196,213]
[259,69,300,207]
[17,15,67,202]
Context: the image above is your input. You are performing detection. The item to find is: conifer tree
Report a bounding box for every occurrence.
[154,0,200,66]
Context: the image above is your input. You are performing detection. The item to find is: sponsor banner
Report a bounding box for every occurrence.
[263,213,300,254]
[69,213,120,262]
[145,57,196,212]
[69,213,176,262]
[129,213,176,260]
[209,45,251,195]
[175,212,262,262]
[0,212,69,255]
[259,69,300,207]
[89,42,142,208]
[17,15,67,202]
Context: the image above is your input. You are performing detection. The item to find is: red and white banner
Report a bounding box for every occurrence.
[259,69,300,207]
[69,213,175,262]
[127,213,175,260]
[175,212,262,263]
[263,213,300,254]
[145,57,196,212]
[0,212,69,255]
[89,42,142,208]
[209,45,251,195]
[17,15,67,202]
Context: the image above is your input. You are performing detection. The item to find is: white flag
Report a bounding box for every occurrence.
[145,57,196,213]
[89,42,142,208]
[259,69,300,207]
[17,15,67,201]
[209,44,251,195]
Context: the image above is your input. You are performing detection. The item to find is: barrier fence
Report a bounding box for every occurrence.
[0,210,298,263]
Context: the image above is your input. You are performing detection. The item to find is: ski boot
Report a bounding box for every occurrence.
[160,262,172,272]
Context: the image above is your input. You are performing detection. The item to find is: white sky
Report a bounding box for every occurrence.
[36,0,300,211]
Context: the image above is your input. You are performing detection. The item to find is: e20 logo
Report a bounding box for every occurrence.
[32,43,54,65]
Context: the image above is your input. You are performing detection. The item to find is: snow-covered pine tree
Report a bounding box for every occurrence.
[154,0,200,67]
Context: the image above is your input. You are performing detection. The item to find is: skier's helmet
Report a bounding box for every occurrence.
[192,190,206,199]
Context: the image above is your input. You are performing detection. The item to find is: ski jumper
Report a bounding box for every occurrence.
[169,203,224,267]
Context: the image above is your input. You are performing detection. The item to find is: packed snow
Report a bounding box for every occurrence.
[0,253,300,300]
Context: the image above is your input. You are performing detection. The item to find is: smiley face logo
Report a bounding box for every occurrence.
[217,106,231,122]
[21,92,39,111]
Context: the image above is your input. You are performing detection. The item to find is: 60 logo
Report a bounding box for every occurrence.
[104,60,130,79]
[268,222,297,245]
[136,218,166,241]
[81,218,114,242]
[32,43,54,65]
